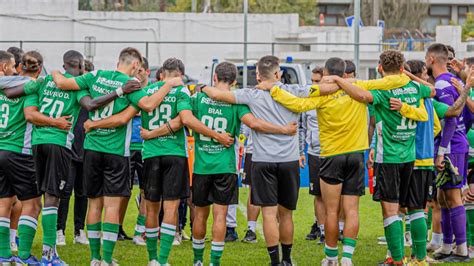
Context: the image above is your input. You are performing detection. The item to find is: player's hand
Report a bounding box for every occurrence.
[451,77,465,95]
[283,121,297,136]
[320,75,339,84]
[83,119,94,133]
[367,149,374,169]
[299,155,306,168]
[166,77,184,88]
[140,127,154,140]
[54,115,72,131]
[122,80,142,94]
[215,132,234,147]
[435,155,445,171]
[449,58,465,74]
[389,98,403,111]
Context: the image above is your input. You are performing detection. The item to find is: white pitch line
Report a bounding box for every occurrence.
[237,201,264,237]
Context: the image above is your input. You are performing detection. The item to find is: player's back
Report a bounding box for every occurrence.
[0,90,32,154]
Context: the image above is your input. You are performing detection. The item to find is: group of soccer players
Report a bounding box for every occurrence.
[0,42,474,266]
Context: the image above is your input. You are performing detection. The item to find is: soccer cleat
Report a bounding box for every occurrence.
[73,230,89,245]
[15,255,41,265]
[224,227,238,242]
[242,229,257,243]
[281,260,295,266]
[11,241,18,252]
[432,250,452,260]
[90,259,101,266]
[147,260,159,266]
[100,260,119,266]
[0,256,15,266]
[305,222,321,241]
[193,261,203,266]
[181,230,190,241]
[437,253,471,263]
[56,230,66,246]
[48,255,68,266]
[377,257,393,266]
[377,236,387,245]
[321,258,339,266]
[318,234,325,245]
[117,227,131,241]
[172,232,182,246]
[132,235,146,246]
[426,242,440,252]
[407,259,429,266]
[340,259,353,266]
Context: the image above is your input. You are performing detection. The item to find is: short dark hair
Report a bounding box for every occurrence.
[142,57,149,70]
[311,67,324,76]
[427,43,449,63]
[162,58,185,75]
[119,47,143,65]
[325,57,346,77]
[257,55,280,80]
[215,62,237,84]
[84,60,94,72]
[406,60,426,77]
[7,47,23,68]
[465,57,474,67]
[22,51,43,74]
[0,50,13,63]
[155,67,163,81]
[344,60,356,74]
[63,50,84,65]
[446,45,455,58]
[379,50,405,73]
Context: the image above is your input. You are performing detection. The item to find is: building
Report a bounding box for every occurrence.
[317,0,474,33]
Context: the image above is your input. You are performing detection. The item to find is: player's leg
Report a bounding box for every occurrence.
[320,179,342,264]
[145,200,161,263]
[118,196,131,241]
[73,161,88,245]
[242,153,259,243]
[316,196,326,244]
[306,154,322,241]
[9,197,21,252]
[191,173,213,264]
[224,205,238,242]
[132,150,146,245]
[57,162,75,246]
[252,162,280,265]
[212,204,227,265]
[0,196,14,261]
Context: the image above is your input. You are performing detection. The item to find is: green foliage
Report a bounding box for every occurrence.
[462,12,474,41]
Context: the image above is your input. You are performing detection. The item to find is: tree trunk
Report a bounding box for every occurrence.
[159,0,166,11]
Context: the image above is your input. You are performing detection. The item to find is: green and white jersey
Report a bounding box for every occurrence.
[192,92,251,175]
[136,81,192,160]
[75,70,147,156]
[0,91,35,154]
[23,73,90,149]
[370,81,431,163]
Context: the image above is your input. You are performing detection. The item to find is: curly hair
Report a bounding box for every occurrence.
[379,50,405,73]
[22,51,43,74]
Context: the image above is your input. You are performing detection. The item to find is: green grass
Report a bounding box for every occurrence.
[28,188,458,265]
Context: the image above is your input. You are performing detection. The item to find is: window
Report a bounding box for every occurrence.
[368,68,378,80]
[236,66,299,88]
[423,5,452,33]
[429,5,451,17]
[459,6,474,24]
[317,4,350,26]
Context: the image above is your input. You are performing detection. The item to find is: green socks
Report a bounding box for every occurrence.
[102,223,119,264]
[134,215,146,236]
[409,210,427,260]
[158,223,176,264]
[384,215,404,262]
[324,244,338,261]
[42,207,58,250]
[210,241,224,265]
[467,209,474,247]
[146,227,159,261]
[87,222,102,261]
[427,207,432,231]
[341,237,356,264]
[0,217,11,258]
[192,237,205,263]
[18,215,38,260]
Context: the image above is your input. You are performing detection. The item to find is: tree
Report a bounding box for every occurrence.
[462,13,474,41]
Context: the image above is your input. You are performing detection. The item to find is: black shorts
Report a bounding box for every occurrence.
[83,150,131,198]
[130,150,144,190]
[241,153,253,186]
[319,152,365,196]
[373,162,414,206]
[251,161,300,210]
[407,169,434,209]
[143,156,189,202]
[192,173,238,207]
[0,150,40,201]
[34,144,72,198]
[308,154,321,196]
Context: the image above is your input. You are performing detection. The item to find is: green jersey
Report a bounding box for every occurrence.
[23,73,89,149]
[370,81,431,163]
[136,82,192,159]
[433,99,449,119]
[0,91,35,154]
[191,92,251,175]
[75,70,147,156]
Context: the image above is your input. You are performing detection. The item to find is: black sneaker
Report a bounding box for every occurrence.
[242,229,257,243]
[432,251,452,260]
[338,230,343,241]
[318,234,325,245]
[117,226,132,241]
[224,227,238,242]
[438,253,470,263]
[305,222,321,241]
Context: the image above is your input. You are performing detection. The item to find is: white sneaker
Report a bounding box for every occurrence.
[57,230,66,246]
[321,258,339,266]
[10,241,17,252]
[469,247,474,259]
[181,230,190,241]
[133,235,146,246]
[426,242,441,252]
[147,260,160,266]
[74,230,90,245]
[340,259,353,266]
[100,260,119,266]
[193,261,203,266]
[172,232,182,246]
[90,259,101,266]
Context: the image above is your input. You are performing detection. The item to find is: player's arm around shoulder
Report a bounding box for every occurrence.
[23,93,72,130]
[140,116,183,140]
[394,98,429,122]
[52,70,81,90]
[83,105,139,133]
[202,85,237,104]
[240,112,297,136]
[333,76,373,103]
[268,86,320,113]
[136,77,183,112]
